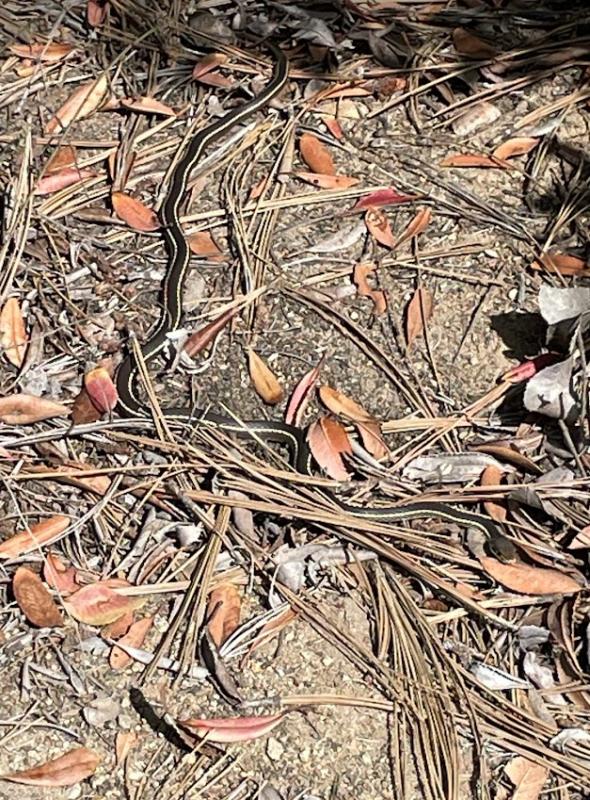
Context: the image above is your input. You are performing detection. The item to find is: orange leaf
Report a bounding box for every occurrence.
[285,357,325,426]
[356,420,388,460]
[294,172,359,189]
[180,712,286,743]
[324,116,344,140]
[0,515,71,559]
[34,167,96,195]
[353,188,418,211]
[84,366,118,414]
[8,42,77,63]
[195,72,235,89]
[299,133,336,175]
[13,566,63,628]
[54,460,112,495]
[112,191,160,232]
[441,153,511,168]
[480,465,507,523]
[364,208,396,249]
[120,96,176,116]
[87,0,109,27]
[115,731,139,766]
[102,610,134,640]
[0,747,100,787]
[43,552,79,595]
[0,297,27,367]
[307,417,352,481]
[110,616,153,669]
[207,583,241,647]
[0,393,69,425]
[531,252,590,276]
[492,137,540,160]
[187,230,225,261]
[319,385,374,423]
[405,287,433,347]
[45,145,78,174]
[248,350,283,405]
[504,756,549,800]
[395,207,432,248]
[452,27,497,58]
[353,262,388,313]
[184,306,239,357]
[64,579,147,626]
[478,557,582,595]
[192,53,229,80]
[45,74,110,134]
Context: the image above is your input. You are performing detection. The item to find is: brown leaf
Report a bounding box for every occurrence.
[441,153,511,168]
[43,552,79,595]
[110,616,153,669]
[44,145,78,174]
[120,96,176,116]
[184,306,239,357]
[207,583,241,648]
[187,230,225,261]
[64,579,147,626]
[364,208,396,249]
[472,444,541,475]
[480,465,507,523]
[285,358,325,426]
[0,297,27,367]
[180,713,285,743]
[84,366,118,413]
[195,72,235,89]
[531,252,590,276]
[299,133,336,175]
[34,167,96,195]
[192,53,229,79]
[504,755,549,800]
[353,188,418,211]
[492,137,540,160]
[87,0,109,27]
[395,207,432,248]
[0,393,69,425]
[452,27,497,58]
[568,526,590,550]
[353,262,388,313]
[45,75,110,134]
[452,102,501,137]
[71,387,102,425]
[319,385,374,423]
[8,42,77,63]
[101,610,134,640]
[307,416,352,481]
[0,515,71,559]
[405,287,433,347]
[356,420,388,460]
[112,191,160,232]
[115,731,139,767]
[294,172,359,189]
[53,460,112,495]
[478,556,582,595]
[248,350,283,405]
[12,566,63,627]
[324,116,344,140]
[0,747,100,787]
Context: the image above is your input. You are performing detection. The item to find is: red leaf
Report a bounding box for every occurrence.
[84,366,118,413]
[307,417,352,480]
[285,357,325,426]
[0,747,100,787]
[180,712,286,743]
[502,354,560,383]
[34,167,96,195]
[87,0,109,27]
[353,188,418,212]
[13,566,64,627]
[64,579,147,626]
[184,306,239,357]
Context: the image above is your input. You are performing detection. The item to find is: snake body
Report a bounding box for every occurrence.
[116,40,515,562]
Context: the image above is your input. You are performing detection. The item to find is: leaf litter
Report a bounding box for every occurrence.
[2,3,590,799]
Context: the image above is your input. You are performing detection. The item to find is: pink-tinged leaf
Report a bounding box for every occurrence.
[0,296,27,367]
[110,616,153,669]
[192,53,229,80]
[8,42,77,63]
[299,133,336,175]
[395,207,432,248]
[441,153,511,169]
[13,566,64,628]
[195,72,235,89]
[530,252,590,276]
[502,354,560,384]
[84,366,118,414]
[45,75,110,134]
[112,191,160,232]
[101,610,134,640]
[478,557,582,595]
[184,306,239,357]
[0,393,69,425]
[187,230,225,261]
[64,579,147,626]
[248,350,283,405]
[307,417,352,481]
[43,552,79,595]
[294,172,359,190]
[120,96,176,116]
[87,0,109,27]
[0,515,70,559]
[44,145,78,174]
[285,357,325,426]
[492,137,539,160]
[34,167,96,195]
[353,188,418,212]
[207,583,241,648]
[0,747,100,787]
[318,385,373,423]
[324,116,344,140]
[356,420,388,460]
[180,712,286,743]
[115,731,139,766]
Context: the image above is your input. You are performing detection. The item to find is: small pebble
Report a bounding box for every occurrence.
[266,736,285,761]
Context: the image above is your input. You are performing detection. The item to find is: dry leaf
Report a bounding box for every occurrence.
[531,252,590,277]
[115,731,139,766]
[64,579,147,626]
[505,755,549,800]
[294,172,359,189]
[479,556,582,595]
[84,366,118,414]
[102,610,134,640]
[45,74,110,134]
[44,145,78,174]
[0,297,27,367]
[112,191,160,232]
[120,96,176,116]
[87,0,109,27]
[452,27,497,58]
[480,465,507,522]
[246,607,298,658]
[187,230,225,261]
[353,188,418,211]
[364,208,396,249]
[8,42,77,63]
[248,350,283,405]
[12,566,63,628]
[0,394,69,424]
[353,262,388,313]
[192,53,228,80]
[395,207,432,248]
[299,132,336,175]
[356,420,388,460]
[452,102,500,136]
[207,583,241,647]
[307,416,352,481]
[54,460,112,495]
[43,552,79,595]
[319,385,373,423]
[0,747,100,787]
[441,153,511,168]
[195,72,234,89]
[0,515,70,559]
[492,137,540,160]
[71,387,102,425]
[34,167,96,195]
[324,116,344,140]
[405,287,433,347]
[110,616,153,669]
[285,358,324,426]
[184,306,239,357]
[180,713,286,743]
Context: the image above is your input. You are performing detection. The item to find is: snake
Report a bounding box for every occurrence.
[116,39,516,563]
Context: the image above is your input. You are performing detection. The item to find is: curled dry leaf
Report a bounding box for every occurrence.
[8,42,77,63]
[319,385,373,423]
[478,556,582,595]
[285,357,324,426]
[34,167,96,195]
[353,187,418,211]
[0,515,70,559]
[0,747,100,787]
[13,566,63,628]
[187,230,225,261]
[110,616,153,669]
[120,96,176,116]
[248,350,283,405]
[307,416,352,481]
[194,72,234,89]
[480,465,507,522]
[185,306,239,357]
[504,755,549,800]
[405,287,433,347]
[452,27,497,58]
[45,74,110,134]
[102,610,134,640]
[356,420,388,460]
[364,208,396,249]
[0,297,27,367]
[112,191,160,232]
[299,132,336,175]
[294,172,359,189]
[43,552,79,595]
[353,262,388,314]
[180,712,286,743]
[441,153,511,169]
[395,207,432,248]
[207,583,241,648]
[84,366,118,414]
[531,252,590,277]
[64,579,147,626]
[492,137,540,160]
